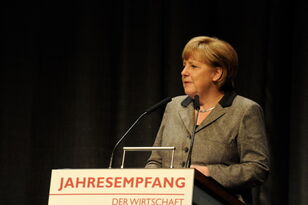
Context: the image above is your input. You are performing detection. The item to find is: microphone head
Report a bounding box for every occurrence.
[193,95,200,111]
[145,97,172,114]
[181,96,193,107]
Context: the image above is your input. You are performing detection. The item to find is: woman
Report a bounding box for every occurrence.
[145,36,270,203]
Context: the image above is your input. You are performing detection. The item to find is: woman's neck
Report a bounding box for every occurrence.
[199,89,224,110]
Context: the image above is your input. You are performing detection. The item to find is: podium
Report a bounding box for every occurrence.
[48,169,243,205]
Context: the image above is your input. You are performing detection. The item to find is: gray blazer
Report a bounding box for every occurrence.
[146,92,270,193]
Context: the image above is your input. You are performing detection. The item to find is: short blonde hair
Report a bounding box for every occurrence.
[182,36,238,91]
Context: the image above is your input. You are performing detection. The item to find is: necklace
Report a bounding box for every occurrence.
[199,106,215,113]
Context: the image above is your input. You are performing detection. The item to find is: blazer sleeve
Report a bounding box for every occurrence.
[207,103,270,190]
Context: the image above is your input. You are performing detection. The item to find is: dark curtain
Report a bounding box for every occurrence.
[1,0,307,204]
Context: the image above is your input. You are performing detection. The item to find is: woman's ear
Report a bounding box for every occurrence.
[212,67,223,82]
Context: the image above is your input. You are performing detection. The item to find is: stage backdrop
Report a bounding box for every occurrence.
[1,0,307,205]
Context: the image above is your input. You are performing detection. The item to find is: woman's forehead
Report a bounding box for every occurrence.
[183,51,206,62]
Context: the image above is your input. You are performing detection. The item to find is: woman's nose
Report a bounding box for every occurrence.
[181,66,189,76]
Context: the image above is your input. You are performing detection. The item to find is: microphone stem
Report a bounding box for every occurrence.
[185,110,200,168]
[108,111,147,168]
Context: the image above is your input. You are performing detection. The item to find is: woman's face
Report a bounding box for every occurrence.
[181,56,221,98]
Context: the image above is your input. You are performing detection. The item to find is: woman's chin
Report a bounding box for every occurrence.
[184,90,197,98]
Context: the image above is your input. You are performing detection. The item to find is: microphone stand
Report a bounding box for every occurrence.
[108,112,147,168]
[185,95,200,168]
[108,97,172,168]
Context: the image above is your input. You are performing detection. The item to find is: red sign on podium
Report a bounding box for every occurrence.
[48,169,195,205]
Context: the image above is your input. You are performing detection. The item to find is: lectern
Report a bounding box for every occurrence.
[49,146,243,204]
[48,168,243,205]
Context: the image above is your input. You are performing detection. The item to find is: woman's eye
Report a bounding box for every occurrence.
[191,64,198,68]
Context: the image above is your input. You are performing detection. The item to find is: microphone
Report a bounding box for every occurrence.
[108,97,172,168]
[145,97,173,114]
[185,95,200,168]
[193,95,200,111]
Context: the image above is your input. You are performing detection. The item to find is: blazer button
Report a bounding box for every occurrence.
[184,147,189,152]
[181,162,185,167]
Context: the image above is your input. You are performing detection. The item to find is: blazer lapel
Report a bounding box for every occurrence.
[196,104,226,132]
[178,91,236,134]
[178,104,194,135]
